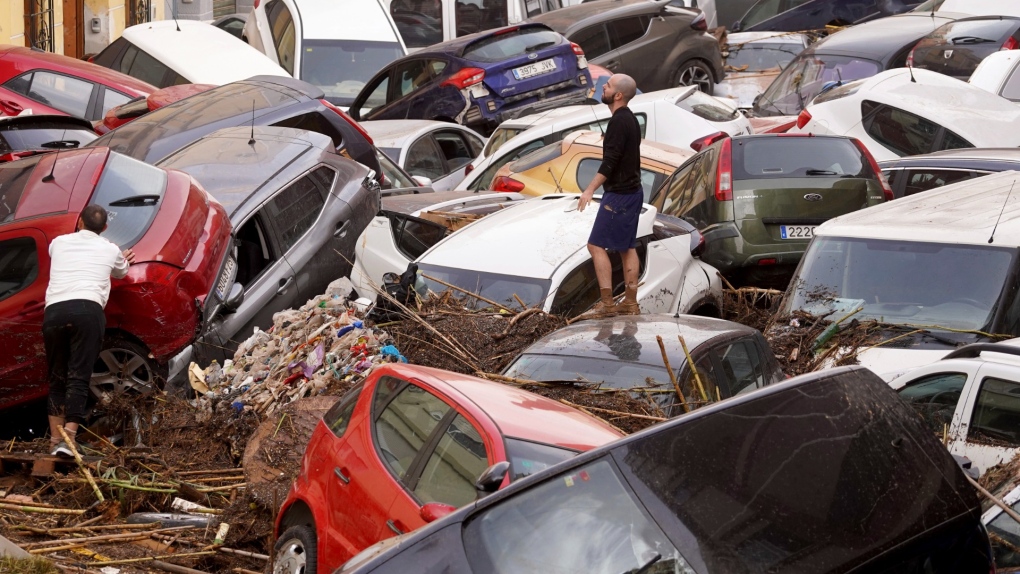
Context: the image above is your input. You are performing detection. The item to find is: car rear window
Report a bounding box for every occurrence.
[0,156,43,224]
[732,137,870,180]
[938,17,1019,44]
[0,124,98,153]
[676,89,739,122]
[90,153,168,249]
[507,141,565,173]
[462,27,564,63]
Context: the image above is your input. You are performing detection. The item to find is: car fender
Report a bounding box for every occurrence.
[651,234,721,315]
[352,215,412,301]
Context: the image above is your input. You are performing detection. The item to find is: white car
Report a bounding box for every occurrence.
[90,20,289,87]
[930,0,1020,17]
[714,32,809,111]
[362,120,486,191]
[792,67,1020,161]
[890,341,1020,476]
[458,86,752,191]
[353,194,723,317]
[970,49,1020,103]
[243,0,407,108]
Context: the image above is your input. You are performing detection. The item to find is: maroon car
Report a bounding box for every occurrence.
[0,45,154,121]
[0,148,234,410]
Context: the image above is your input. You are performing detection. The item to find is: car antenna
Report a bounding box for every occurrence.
[989,179,1016,244]
[547,166,565,194]
[248,100,256,145]
[908,62,916,83]
[41,129,66,182]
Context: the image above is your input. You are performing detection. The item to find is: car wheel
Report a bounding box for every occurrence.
[674,59,714,93]
[274,525,317,574]
[90,335,166,404]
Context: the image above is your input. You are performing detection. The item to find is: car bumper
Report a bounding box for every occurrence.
[468,87,589,131]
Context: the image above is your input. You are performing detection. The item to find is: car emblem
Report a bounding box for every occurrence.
[944,50,953,59]
[803,193,823,202]
[528,53,538,60]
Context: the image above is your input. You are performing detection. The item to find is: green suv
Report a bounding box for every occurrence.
[649,133,890,285]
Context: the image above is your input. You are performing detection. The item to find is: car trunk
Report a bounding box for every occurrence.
[462,27,579,101]
[912,18,1019,79]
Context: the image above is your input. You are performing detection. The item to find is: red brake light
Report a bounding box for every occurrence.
[253,0,260,7]
[757,258,777,266]
[492,176,525,193]
[796,108,812,129]
[571,42,584,56]
[494,26,520,36]
[441,67,486,89]
[690,12,708,32]
[690,131,728,152]
[464,163,474,175]
[1003,36,1019,51]
[851,137,893,201]
[319,99,374,145]
[715,138,732,202]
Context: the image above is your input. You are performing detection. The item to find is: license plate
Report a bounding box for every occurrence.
[780,225,815,240]
[216,255,237,299]
[512,59,557,80]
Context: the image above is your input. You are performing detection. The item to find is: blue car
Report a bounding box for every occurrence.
[348,24,592,135]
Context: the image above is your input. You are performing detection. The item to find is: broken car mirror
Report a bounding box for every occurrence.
[419,502,457,523]
[475,461,510,497]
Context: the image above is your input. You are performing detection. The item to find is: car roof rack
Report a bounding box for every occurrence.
[941,343,1020,361]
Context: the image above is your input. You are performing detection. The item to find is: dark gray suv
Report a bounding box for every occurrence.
[529,0,724,93]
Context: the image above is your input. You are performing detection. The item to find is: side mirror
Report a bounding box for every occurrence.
[224,282,244,312]
[731,20,742,32]
[419,502,457,523]
[412,175,433,187]
[475,461,510,497]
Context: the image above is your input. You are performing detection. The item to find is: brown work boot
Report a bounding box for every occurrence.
[585,288,618,319]
[617,284,640,315]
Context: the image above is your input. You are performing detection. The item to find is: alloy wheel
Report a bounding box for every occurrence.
[274,539,308,574]
[90,347,157,402]
[678,65,713,93]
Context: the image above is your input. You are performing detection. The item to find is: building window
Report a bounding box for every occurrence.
[24,0,54,52]
[127,0,152,27]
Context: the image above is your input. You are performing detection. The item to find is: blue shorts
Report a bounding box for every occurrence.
[588,189,642,252]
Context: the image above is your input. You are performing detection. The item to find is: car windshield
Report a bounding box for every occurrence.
[300,39,404,106]
[756,53,881,116]
[90,153,168,249]
[726,41,803,72]
[504,354,670,389]
[0,125,98,152]
[417,263,551,309]
[0,156,43,224]
[484,127,527,157]
[463,458,691,573]
[505,438,576,481]
[463,28,563,63]
[783,237,1016,332]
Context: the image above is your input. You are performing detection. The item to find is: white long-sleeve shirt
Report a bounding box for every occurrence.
[45,230,129,308]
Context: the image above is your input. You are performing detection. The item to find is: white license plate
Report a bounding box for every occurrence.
[216,255,237,299]
[512,59,557,80]
[780,225,815,240]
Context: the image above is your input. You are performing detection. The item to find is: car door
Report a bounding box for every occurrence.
[607,16,659,89]
[1,71,99,120]
[569,24,620,72]
[896,370,972,444]
[951,362,1020,474]
[0,228,50,408]
[428,129,484,190]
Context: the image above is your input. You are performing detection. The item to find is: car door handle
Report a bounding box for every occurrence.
[604,60,619,70]
[333,467,350,484]
[1,99,23,114]
[334,220,350,238]
[386,520,404,535]
[276,276,294,295]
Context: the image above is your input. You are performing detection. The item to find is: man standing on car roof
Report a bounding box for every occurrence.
[43,205,134,457]
[578,73,642,318]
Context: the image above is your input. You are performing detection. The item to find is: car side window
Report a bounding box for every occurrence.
[0,237,39,302]
[571,25,612,60]
[677,354,719,416]
[323,383,364,438]
[233,213,277,289]
[25,72,94,118]
[412,414,489,507]
[607,16,648,49]
[550,260,600,317]
[1002,64,1020,102]
[862,100,941,157]
[902,169,975,197]
[394,59,434,99]
[266,0,296,75]
[712,338,765,398]
[937,130,973,152]
[100,89,133,116]
[970,376,1020,445]
[374,381,452,479]
[390,214,449,260]
[575,159,604,195]
[433,131,476,174]
[455,0,507,37]
[684,149,716,213]
[639,169,665,203]
[898,372,967,436]
[3,73,32,95]
[265,167,331,253]
[656,158,697,215]
[360,74,391,117]
[406,136,446,180]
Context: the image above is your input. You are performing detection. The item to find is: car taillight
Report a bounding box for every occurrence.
[319,99,374,145]
[1003,36,1019,50]
[253,0,260,7]
[715,138,732,202]
[796,108,812,129]
[690,12,707,31]
[441,67,486,89]
[492,176,525,193]
[906,47,915,67]
[464,163,474,175]
[690,131,728,152]
[571,42,584,56]
[851,137,893,201]
[692,232,706,257]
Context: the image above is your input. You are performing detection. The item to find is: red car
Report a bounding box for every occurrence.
[0,147,234,409]
[93,83,214,135]
[0,45,154,121]
[273,364,624,574]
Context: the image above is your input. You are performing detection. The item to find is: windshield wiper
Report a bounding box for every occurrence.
[627,554,662,574]
[806,169,838,176]
[40,140,80,149]
[952,35,995,44]
[525,41,556,52]
[108,194,160,206]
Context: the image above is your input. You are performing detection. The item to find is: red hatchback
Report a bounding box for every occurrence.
[273,364,624,574]
[0,147,234,409]
[0,45,154,121]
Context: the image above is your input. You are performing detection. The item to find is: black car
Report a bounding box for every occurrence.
[86,75,382,182]
[529,0,724,93]
[336,366,994,574]
[732,0,922,32]
[752,12,960,117]
[908,16,1020,80]
[879,148,1020,198]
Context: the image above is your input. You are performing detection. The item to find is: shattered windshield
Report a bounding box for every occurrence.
[755,54,880,116]
[784,237,1015,332]
[417,264,551,309]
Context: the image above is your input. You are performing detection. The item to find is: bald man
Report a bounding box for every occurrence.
[577,74,642,317]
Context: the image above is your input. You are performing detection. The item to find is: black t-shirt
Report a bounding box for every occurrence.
[597,106,642,193]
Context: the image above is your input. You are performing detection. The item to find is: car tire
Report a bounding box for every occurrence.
[674,59,714,93]
[90,335,166,404]
[274,525,317,574]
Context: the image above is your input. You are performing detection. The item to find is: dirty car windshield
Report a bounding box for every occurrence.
[726,42,801,72]
[757,54,880,116]
[504,354,669,389]
[784,237,1014,332]
[417,264,550,309]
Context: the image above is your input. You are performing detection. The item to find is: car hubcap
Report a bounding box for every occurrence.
[678,66,712,92]
[90,348,156,402]
[274,540,307,574]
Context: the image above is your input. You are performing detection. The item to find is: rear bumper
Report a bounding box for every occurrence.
[701,222,810,273]
[467,82,590,131]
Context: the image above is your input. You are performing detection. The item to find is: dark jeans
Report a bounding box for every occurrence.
[43,300,105,425]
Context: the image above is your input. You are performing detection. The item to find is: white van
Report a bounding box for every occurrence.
[243,0,408,107]
[780,170,1020,381]
[384,0,579,49]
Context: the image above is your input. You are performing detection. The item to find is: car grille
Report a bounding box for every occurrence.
[501,79,580,104]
